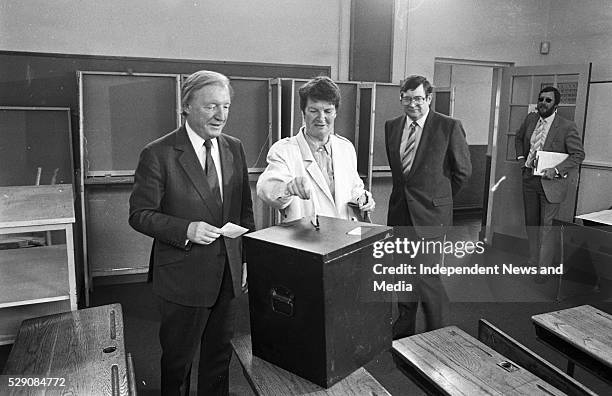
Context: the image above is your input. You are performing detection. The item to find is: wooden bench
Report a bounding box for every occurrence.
[478,319,596,396]
[231,334,390,395]
[532,305,612,385]
[392,326,566,395]
[2,303,136,395]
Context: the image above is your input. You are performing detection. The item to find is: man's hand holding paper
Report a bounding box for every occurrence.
[534,150,568,177]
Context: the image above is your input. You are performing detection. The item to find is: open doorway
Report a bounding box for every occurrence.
[433,58,512,240]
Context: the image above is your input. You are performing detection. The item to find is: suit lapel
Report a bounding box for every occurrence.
[175,128,223,224]
[542,115,560,150]
[526,113,539,146]
[296,132,335,204]
[218,134,234,224]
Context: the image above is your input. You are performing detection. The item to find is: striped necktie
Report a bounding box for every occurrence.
[203,140,222,206]
[526,119,547,168]
[401,121,418,174]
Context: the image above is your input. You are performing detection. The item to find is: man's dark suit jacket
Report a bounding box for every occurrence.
[515,112,584,203]
[129,126,254,307]
[385,111,472,237]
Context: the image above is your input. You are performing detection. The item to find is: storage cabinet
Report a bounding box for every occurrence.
[0,184,77,344]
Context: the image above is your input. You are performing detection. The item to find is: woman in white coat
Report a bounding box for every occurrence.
[257,76,375,222]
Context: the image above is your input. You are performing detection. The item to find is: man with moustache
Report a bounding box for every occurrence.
[257,76,375,222]
[385,75,471,339]
[515,86,584,283]
[129,70,254,395]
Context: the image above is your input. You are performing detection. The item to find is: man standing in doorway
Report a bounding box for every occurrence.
[515,86,584,283]
[385,75,471,339]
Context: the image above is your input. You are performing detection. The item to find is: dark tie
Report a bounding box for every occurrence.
[203,140,222,206]
[401,121,418,174]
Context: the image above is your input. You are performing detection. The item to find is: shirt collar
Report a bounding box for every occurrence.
[186,121,218,149]
[302,127,332,155]
[407,107,429,129]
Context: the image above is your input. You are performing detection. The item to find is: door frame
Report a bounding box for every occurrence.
[433,58,513,232]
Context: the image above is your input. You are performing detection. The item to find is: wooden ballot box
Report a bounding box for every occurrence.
[245,216,393,388]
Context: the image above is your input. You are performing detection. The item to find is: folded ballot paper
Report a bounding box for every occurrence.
[534,150,569,176]
[220,222,249,238]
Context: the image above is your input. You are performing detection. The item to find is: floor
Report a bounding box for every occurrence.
[1,216,611,395]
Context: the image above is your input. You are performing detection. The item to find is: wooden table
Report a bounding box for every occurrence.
[393,326,566,395]
[532,305,612,384]
[2,303,136,395]
[231,334,390,396]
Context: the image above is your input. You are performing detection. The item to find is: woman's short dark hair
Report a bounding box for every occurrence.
[298,76,341,113]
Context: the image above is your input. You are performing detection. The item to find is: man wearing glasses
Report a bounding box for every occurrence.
[385,75,471,339]
[257,76,375,223]
[515,86,584,283]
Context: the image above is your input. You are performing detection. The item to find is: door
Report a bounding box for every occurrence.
[486,64,590,248]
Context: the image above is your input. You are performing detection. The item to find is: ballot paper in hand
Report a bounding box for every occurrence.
[534,150,568,176]
[220,222,249,238]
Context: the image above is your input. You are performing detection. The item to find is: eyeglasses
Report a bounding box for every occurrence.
[400,95,427,105]
[537,97,554,103]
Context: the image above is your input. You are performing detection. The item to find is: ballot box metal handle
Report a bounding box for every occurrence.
[270,287,295,317]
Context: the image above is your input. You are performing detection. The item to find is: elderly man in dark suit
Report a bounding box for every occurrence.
[129,70,254,395]
[385,75,471,339]
[515,86,584,283]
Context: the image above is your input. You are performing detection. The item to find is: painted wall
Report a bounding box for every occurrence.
[2,1,609,81]
[448,65,492,146]
[393,0,612,81]
[0,0,351,79]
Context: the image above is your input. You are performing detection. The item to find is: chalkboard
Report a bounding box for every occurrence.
[280,79,298,138]
[372,83,400,170]
[336,82,359,144]
[0,107,73,186]
[225,77,272,170]
[85,184,151,276]
[357,86,373,179]
[80,72,180,174]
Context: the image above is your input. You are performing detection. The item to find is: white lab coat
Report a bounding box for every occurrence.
[257,131,365,222]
